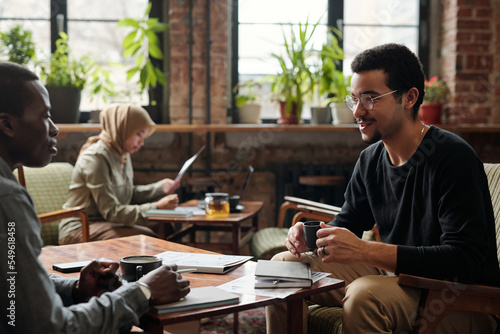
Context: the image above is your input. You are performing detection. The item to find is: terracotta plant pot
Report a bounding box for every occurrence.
[278,101,300,124]
[419,103,443,125]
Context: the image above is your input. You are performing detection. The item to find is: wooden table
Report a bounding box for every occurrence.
[149,200,264,254]
[40,235,344,334]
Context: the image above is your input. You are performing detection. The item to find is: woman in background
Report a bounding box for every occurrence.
[59,104,180,244]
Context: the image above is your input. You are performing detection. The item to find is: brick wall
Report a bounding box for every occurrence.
[441,0,500,123]
[168,0,228,124]
[53,128,500,231]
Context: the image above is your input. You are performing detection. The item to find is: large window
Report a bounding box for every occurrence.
[0,0,150,115]
[67,0,149,112]
[0,0,51,70]
[237,0,423,121]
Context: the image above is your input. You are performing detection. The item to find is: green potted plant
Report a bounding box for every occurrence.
[324,70,353,124]
[309,29,344,124]
[233,79,262,123]
[270,20,318,124]
[87,64,118,123]
[38,32,94,123]
[0,24,36,66]
[419,76,449,124]
[118,2,168,117]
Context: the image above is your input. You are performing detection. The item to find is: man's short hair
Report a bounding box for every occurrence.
[0,62,39,117]
[351,43,425,118]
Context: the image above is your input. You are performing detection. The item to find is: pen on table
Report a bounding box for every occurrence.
[176,268,197,274]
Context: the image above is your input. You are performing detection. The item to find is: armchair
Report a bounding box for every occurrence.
[398,163,500,333]
[15,163,90,245]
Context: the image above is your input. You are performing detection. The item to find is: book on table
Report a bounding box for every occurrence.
[254,260,312,288]
[151,286,239,313]
[156,251,252,274]
[144,209,193,218]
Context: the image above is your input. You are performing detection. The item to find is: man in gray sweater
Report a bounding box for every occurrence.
[0,61,191,333]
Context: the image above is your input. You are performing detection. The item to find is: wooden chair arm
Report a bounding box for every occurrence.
[398,274,500,298]
[38,206,90,243]
[277,197,342,228]
[399,273,500,333]
[291,211,336,226]
[284,196,342,212]
[295,204,340,216]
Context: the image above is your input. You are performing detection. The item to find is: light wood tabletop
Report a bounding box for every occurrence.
[40,235,344,334]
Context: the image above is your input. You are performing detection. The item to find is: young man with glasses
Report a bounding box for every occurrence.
[267,44,500,333]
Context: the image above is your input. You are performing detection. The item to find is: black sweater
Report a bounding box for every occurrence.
[330,126,500,286]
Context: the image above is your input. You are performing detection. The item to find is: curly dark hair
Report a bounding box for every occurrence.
[351,43,425,119]
[0,61,39,117]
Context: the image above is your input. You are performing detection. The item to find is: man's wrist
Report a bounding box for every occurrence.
[72,280,87,304]
[137,281,151,300]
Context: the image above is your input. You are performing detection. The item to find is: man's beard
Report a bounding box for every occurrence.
[362,130,382,144]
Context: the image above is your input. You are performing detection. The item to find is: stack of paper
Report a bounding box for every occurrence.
[151,286,239,313]
[144,209,193,218]
[156,251,252,274]
[254,260,312,288]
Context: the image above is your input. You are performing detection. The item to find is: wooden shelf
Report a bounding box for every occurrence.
[55,123,500,134]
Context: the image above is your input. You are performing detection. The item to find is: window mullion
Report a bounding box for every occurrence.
[50,0,67,53]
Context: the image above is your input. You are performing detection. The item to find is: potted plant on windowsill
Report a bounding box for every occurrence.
[309,28,345,124]
[87,64,118,123]
[419,76,449,125]
[233,79,262,123]
[118,2,168,122]
[38,32,94,123]
[270,20,317,124]
[0,24,36,67]
[324,70,353,124]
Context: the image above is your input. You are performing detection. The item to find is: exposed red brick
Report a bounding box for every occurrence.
[475,8,493,17]
[474,32,493,41]
[458,44,490,52]
[457,8,473,17]
[457,19,490,30]
[457,31,473,41]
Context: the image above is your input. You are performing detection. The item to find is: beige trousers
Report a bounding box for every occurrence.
[266,251,497,334]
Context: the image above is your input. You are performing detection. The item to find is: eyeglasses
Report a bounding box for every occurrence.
[344,90,398,112]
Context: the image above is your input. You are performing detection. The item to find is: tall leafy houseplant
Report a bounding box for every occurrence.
[310,28,354,124]
[38,32,94,123]
[118,2,168,106]
[309,28,344,124]
[88,64,117,110]
[270,20,318,124]
[327,71,354,124]
[0,24,36,66]
[311,28,344,103]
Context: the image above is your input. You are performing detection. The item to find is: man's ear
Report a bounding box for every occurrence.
[0,113,16,138]
[404,87,419,110]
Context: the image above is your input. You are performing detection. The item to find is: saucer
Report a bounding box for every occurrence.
[230,204,245,213]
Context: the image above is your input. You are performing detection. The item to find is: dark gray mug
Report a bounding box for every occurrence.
[120,255,162,282]
[303,220,322,251]
[229,195,241,210]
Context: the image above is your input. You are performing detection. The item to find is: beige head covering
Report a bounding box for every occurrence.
[79,104,156,164]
